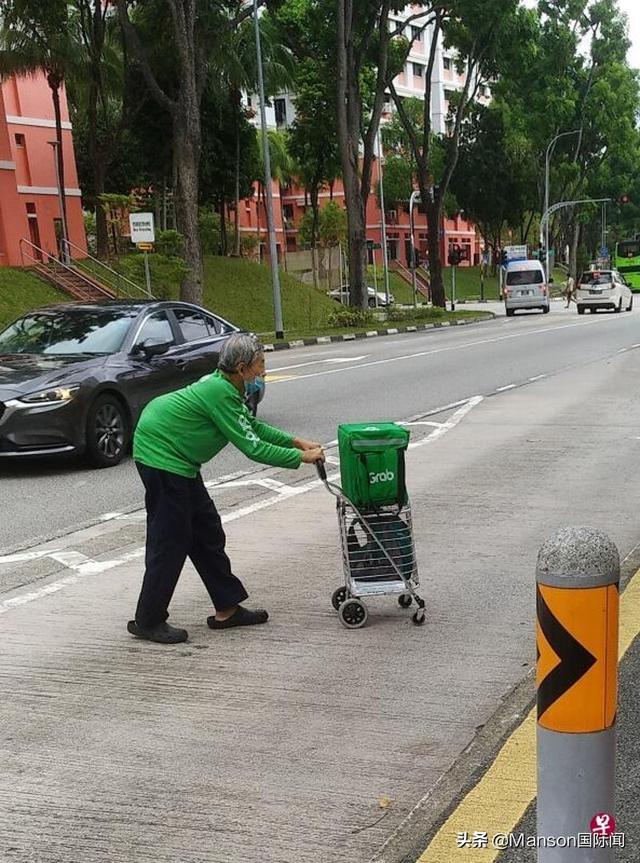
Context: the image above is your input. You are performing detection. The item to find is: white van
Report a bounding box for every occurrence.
[503,260,550,316]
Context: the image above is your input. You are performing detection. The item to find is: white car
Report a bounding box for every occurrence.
[575,269,633,314]
[329,285,395,308]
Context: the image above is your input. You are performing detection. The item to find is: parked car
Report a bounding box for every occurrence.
[328,285,395,308]
[503,259,551,316]
[575,269,633,314]
[0,300,264,468]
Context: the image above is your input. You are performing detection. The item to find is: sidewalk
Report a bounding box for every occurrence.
[3,352,640,862]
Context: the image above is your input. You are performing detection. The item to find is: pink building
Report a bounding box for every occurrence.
[0,72,86,267]
[239,167,481,271]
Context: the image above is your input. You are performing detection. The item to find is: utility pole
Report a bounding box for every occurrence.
[543,130,580,283]
[377,132,391,306]
[253,0,284,339]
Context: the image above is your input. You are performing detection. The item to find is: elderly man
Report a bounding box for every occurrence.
[128,333,325,644]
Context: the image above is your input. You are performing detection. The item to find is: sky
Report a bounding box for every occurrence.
[618,0,640,69]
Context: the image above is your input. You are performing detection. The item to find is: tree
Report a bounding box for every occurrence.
[115,0,259,303]
[389,0,524,307]
[375,155,413,211]
[68,1,128,258]
[287,60,341,287]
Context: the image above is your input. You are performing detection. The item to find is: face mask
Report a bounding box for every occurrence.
[244,376,264,396]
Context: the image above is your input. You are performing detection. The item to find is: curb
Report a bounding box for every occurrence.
[262,313,496,352]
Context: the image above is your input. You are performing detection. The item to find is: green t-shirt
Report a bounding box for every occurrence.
[133,370,302,478]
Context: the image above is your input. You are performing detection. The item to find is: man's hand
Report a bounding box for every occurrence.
[293,437,323,451]
[301,447,325,464]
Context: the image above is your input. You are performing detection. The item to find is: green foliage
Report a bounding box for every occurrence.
[155,230,185,258]
[327,307,375,328]
[376,156,413,209]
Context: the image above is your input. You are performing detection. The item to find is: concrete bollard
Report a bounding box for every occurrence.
[536,527,619,862]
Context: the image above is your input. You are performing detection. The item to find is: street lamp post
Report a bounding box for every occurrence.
[543,130,580,283]
[409,190,421,309]
[376,132,391,307]
[48,140,70,264]
[253,0,284,339]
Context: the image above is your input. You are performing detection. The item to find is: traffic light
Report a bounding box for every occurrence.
[500,248,508,266]
[448,243,461,266]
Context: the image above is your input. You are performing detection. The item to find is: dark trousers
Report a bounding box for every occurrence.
[134,463,248,627]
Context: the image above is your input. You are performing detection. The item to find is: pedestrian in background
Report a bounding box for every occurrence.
[128,333,325,644]
[565,274,575,308]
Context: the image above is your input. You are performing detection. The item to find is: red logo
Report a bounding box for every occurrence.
[590,813,616,837]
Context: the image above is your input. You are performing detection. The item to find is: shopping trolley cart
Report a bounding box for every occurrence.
[317,462,426,629]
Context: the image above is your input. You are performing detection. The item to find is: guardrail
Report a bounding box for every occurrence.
[61,238,153,299]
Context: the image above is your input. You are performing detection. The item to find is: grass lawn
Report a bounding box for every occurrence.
[0,268,67,329]
[0,254,494,339]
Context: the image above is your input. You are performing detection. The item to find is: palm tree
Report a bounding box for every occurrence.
[0,1,79,251]
[210,14,295,256]
[254,128,296,266]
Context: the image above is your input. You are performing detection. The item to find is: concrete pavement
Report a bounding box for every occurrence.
[3,348,640,861]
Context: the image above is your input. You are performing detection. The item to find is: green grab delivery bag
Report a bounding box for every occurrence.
[338,422,410,509]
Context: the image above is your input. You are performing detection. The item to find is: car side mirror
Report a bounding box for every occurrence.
[132,339,172,359]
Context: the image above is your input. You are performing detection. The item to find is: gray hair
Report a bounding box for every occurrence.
[218,333,264,373]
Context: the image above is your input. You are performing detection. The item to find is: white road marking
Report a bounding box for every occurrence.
[401,421,445,428]
[529,374,547,382]
[496,384,516,392]
[324,356,368,363]
[409,397,483,448]
[0,549,62,564]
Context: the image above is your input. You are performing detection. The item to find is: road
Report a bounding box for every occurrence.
[2,301,639,553]
[2,298,640,862]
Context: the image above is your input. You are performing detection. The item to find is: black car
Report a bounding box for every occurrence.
[0,300,264,468]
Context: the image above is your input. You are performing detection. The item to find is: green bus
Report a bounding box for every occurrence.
[615,239,640,292]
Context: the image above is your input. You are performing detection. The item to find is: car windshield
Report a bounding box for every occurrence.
[0,309,138,356]
[506,270,543,286]
[617,242,640,259]
[580,272,613,285]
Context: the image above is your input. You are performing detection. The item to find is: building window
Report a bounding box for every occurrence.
[274,98,287,127]
[411,25,422,42]
[413,63,424,78]
[443,56,452,71]
[283,204,294,223]
[14,133,25,148]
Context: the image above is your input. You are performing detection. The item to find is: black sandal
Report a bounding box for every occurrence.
[207,606,269,629]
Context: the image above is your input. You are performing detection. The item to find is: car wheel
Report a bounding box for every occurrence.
[85,394,129,468]
[542,305,550,314]
[616,298,623,313]
[368,298,376,308]
[577,306,585,315]
[627,297,633,312]
[506,308,515,317]
[590,307,596,313]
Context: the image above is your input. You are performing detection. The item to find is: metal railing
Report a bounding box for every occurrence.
[19,238,114,300]
[61,238,153,299]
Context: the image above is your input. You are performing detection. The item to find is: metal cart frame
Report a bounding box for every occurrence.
[317,463,426,628]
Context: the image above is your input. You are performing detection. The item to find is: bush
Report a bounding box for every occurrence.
[414,305,445,320]
[155,229,185,258]
[386,306,411,322]
[115,253,188,300]
[327,307,375,328]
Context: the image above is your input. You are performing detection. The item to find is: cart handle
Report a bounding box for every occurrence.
[316,460,328,482]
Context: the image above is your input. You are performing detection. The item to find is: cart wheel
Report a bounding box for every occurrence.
[331,586,349,612]
[339,599,368,629]
[412,610,426,626]
[398,593,413,609]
